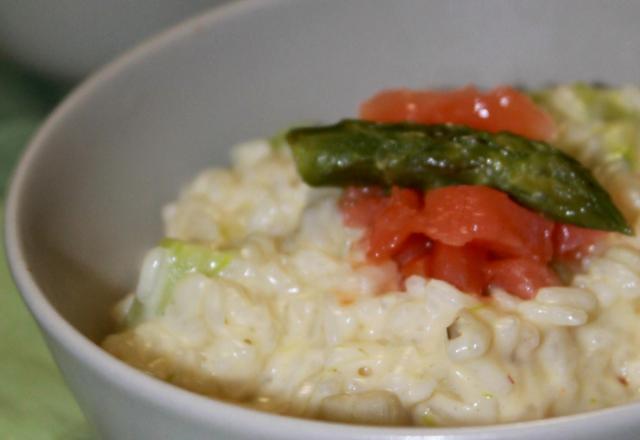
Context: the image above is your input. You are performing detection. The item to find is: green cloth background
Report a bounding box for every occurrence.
[0,62,93,439]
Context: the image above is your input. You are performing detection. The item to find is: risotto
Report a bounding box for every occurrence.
[103,84,640,426]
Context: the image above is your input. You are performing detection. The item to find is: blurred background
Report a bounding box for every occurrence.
[0,1,227,437]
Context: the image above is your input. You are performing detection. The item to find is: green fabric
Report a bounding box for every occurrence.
[0,61,92,439]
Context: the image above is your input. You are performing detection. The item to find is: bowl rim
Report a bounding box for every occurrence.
[5,0,640,437]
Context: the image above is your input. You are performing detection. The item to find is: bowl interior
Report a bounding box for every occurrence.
[10,0,640,385]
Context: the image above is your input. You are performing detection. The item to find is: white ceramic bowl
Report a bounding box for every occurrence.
[6,1,640,438]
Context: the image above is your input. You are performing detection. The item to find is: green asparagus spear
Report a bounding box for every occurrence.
[286,119,631,234]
